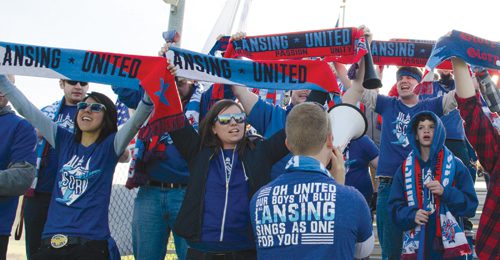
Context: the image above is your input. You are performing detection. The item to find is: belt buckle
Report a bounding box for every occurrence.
[50,234,68,248]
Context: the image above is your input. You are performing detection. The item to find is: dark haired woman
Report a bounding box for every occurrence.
[0,75,153,260]
[170,99,288,259]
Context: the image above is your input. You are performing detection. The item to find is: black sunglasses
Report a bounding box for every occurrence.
[214,112,246,125]
[77,102,106,113]
[65,80,89,86]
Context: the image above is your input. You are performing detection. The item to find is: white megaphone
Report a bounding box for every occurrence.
[328,103,368,152]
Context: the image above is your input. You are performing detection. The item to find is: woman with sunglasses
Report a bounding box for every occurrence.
[0,75,153,260]
[169,98,289,259]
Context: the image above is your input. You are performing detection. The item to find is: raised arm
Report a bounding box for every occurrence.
[452,57,475,98]
[113,93,153,156]
[341,59,366,105]
[0,75,58,146]
[231,85,259,114]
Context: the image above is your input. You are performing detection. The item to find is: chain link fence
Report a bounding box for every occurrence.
[109,162,177,260]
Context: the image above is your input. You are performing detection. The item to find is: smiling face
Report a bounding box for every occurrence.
[396,75,418,99]
[291,89,311,105]
[415,119,435,148]
[76,97,105,135]
[212,105,246,149]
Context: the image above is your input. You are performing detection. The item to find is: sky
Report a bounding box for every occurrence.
[1,0,499,108]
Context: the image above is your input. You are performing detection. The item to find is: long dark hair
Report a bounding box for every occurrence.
[199,99,253,156]
[74,92,118,144]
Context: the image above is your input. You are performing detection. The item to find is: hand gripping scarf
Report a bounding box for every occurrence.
[401,149,471,259]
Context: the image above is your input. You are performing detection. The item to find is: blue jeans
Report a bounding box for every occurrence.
[132,186,187,260]
[377,178,402,260]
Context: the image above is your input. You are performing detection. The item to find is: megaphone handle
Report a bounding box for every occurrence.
[326,161,332,170]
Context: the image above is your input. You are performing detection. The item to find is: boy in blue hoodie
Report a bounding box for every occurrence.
[388,111,478,259]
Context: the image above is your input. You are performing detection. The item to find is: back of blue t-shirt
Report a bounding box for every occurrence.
[250,171,372,259]
[375,95,443,177]
[345,136,379,203]
[43,128,118,240]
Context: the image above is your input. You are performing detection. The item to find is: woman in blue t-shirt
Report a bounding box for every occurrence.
[0,76,153,260]
[169,99,289,259]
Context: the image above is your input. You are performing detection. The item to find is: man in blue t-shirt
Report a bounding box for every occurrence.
[0,75,37,260]
[23,79,88,258]
[343,59,457,259]
[250,102,374,259]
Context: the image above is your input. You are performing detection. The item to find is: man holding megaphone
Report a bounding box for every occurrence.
[250,102,374,259]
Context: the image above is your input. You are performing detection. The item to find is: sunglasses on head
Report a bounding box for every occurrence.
[65,80,89,86]
[214,112,246,125]
[77,102,106,113]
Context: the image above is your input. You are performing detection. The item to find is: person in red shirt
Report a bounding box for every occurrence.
[452,57,499,259]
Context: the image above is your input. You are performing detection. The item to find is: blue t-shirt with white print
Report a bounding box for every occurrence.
[0,112,36,235]
[344,136,379,203]
[375,95,443,177]
[37,104,77,193]
[250,159,372,259]
[42,128,118,240]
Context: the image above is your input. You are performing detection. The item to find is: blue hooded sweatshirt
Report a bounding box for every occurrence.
[388,111,478,260]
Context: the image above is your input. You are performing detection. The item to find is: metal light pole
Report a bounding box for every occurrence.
[163,0,186,46]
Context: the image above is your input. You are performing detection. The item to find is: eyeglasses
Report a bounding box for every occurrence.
[77,102,106,113]
[65,80,89,86]
[214,113,246,125]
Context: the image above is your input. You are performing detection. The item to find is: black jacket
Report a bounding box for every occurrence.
[170,123,288,242]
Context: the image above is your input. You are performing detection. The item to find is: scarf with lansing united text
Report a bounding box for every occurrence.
[216,29,455,69]
[423,30,500,79]
[401,149,471,259]
[224,27,367,64]
[0,41,185,143]
[166,46,340,93]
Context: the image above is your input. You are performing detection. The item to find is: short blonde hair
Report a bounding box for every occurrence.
[285,102,331,155]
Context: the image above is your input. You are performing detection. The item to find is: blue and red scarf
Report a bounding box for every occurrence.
[224,27,367,64]
[401,149,471,259]
[423,30,500,78]
[0,42,185,141]
[166,46,340,93]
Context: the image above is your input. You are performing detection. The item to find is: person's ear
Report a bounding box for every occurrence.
[285,138,291,151]
[326,134,334,149]
[59,80,65,90]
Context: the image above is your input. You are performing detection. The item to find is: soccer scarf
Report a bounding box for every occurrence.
[25,98,65,196]
[224,27,367,64]
[424,30,500,76]
[368,39,452,69]
[401,149,471,259]
[285,155,331,177]
[252,88,286,106]
[126,83,203,189]
[166,46,340,93]
[0,41,184,141]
